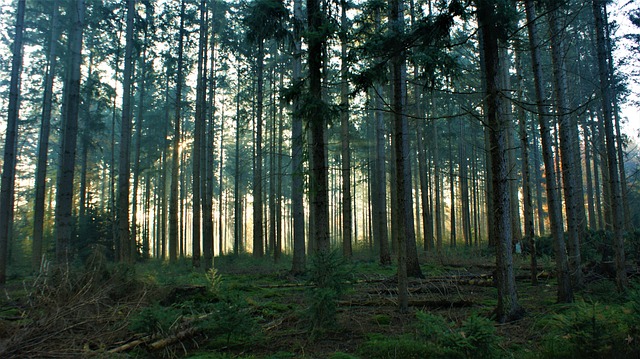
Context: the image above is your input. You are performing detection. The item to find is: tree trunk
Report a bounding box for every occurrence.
[525,0,573,302]
[253,40,265,257]
[203,0,216,269]
[0,0,26,282]
[32,0,59,272]
[192,0,209,269]
[548,6,584,287]
[516,50,537,285]
[592,0,628,291]
[477,0,523,323]
[290,0,305,273]
[340,0,352,259]
[54,0,85,266]
[308,0,330,254]
[448,119,456,248]
[169,0,186,263]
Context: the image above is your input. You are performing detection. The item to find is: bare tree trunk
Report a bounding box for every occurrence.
[290,0,305,273]
[32,0,60,272]
[516,50,537,285]
[525,0,573,302]
[0,0,26,282]
[234,64,243,256]
[308,0,330,253]
[548,6,584,287]
[583,122,597,230]
[448,119,456,248]
[477,0,523,323]
[592,0,628,290]
[253,40,265,257]
[169,0,186,263]
[340,0,352,259]
[54,0,85,266]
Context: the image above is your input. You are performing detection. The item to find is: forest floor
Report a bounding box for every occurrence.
[0,249,638,358]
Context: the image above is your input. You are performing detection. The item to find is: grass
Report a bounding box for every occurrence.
[1,248,639,358]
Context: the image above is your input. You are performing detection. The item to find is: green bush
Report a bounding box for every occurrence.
[538,301,630,358]
[128,303,182,336]
[306,250,352,334]
[416,311,501,359]
[358,334,439,359]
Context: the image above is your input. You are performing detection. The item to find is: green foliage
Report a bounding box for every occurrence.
[416,311,500,359]
[197,295,259,347]
[358,334,438,359]
[329,352,359,359]
[538,300,632,358]
[360,312,502,359]
[371,314,391,326]
[306,250,352,334]
[128,303,181,336]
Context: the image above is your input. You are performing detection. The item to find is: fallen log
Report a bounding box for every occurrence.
[337,298,474,308]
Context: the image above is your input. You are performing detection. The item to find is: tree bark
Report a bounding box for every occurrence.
[524,0,573,302]
[308,0,330,254]
[592,0,628,290]
[0,0,26,282]
[477,0,523,323]
[54,0,85,266]
[340,0,352,259]
[169,0,186,263]
[548,6,584,287]
[290,0,306,273]
[253,40,265,257]
[32,0,59,272]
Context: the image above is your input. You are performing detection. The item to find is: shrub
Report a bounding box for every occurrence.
[306,250,352,334]
[538,301,630,358]
[415,311,501,359]
[358,334,438,359]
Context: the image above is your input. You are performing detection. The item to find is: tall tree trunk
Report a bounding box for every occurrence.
[169,0,186,263]
[32,0,59,272]
[448,119,456,248]
[202,0,216,269]
[234,65,242,256]
[548,6,584,287]
[340,0,352,259]
[516,50,537,285]
[459,121,472,247]
[290,0,306,273]
[0,0,26,282]
[308,0,330,253]
[525,0,573,302]
[433,122,443,252]
[253,40,265,257]
[477,0,522,322]
[192,0,209,268]
[54,0,85,266]
[116,0,135,263]
[390,0,408,312]
[531,129,546,235]
[592,0,628,290]
[583,122,597,229]
[131,4,151,262]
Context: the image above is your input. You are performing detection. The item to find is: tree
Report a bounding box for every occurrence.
[307,0,330,253]
[54,0,86,265]
[524,0,572,302]
[290,0,306,274]
[244,0,287,257]
[0,0,26,283]
[592,0,628,291]
[548,3,584,287]
[340,0,352,259]
[116,0,136,263]
[32,0,60,272]
[169,0,186,263]
[476,0,523,323]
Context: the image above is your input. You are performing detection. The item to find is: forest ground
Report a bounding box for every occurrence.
[0,248,639,358]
